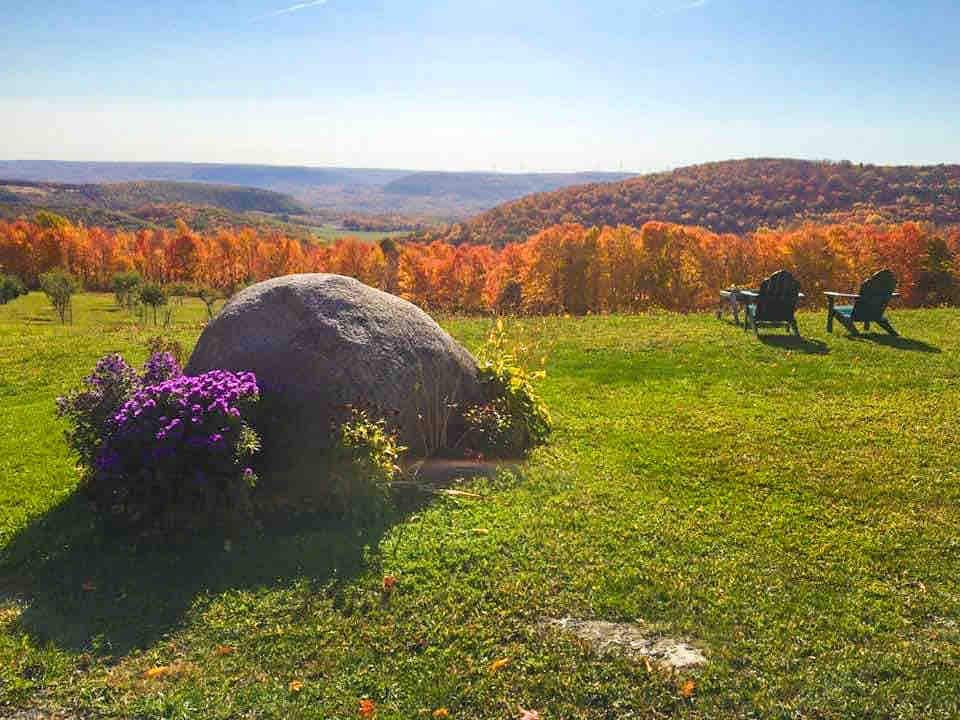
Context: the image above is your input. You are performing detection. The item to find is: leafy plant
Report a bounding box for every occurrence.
[322,409,404,523]
[39,269,80,323]
[0,273,27,304]
[462,319,551,457]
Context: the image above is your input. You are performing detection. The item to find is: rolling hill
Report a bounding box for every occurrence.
[0,179,313,233]
[420,159,960,245]
[0,161,633,220]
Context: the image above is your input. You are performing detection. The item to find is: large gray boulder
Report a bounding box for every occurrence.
[186,274,483,465]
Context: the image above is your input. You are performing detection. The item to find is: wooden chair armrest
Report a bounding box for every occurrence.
[823,291,860,299]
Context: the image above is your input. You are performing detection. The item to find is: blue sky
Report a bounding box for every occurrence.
[1,0,958,172]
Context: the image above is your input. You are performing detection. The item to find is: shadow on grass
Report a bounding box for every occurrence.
[847,334,941,353]
[0,492,399,657]
[0,460,505,659]
[759,335,830,355]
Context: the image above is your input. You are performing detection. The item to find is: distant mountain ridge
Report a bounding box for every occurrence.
[382,171,632,202]
[420,158,960,245]
[0,161,406,188]
[0,161,634,220]
[0,179,309,233]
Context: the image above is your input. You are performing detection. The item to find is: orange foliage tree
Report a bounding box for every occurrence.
[1,216,957,314]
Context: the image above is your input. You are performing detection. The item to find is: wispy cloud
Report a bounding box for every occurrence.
[654,0,707,15]
[264,0,329,18]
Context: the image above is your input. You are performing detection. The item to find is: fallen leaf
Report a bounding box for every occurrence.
[289,679,304,693]
[643,657,654,673]
[359,698,376,717]
[382,575,397,592]
[517,708,541,720]
[432,709,450,718]
[680,679,696,698]
[489,657,510,674]
[143,665,171,679]
[215,644,235,656]
[472,528,490,535]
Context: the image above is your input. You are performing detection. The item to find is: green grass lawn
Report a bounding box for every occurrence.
[308,224,406,243]
[2,292,960,719]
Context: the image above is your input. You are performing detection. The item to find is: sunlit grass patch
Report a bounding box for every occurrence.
[2,294,960,717]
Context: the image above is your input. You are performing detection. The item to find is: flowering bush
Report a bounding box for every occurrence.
[145,335,185,367]
[57,352,261,535]
[141,350,182,386]
[56,353,141,468]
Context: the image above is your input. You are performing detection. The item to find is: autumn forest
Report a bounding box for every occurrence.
[3,214,958,314]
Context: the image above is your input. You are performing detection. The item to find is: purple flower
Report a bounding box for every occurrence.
[142,352,182,386]
[61,352,263,534]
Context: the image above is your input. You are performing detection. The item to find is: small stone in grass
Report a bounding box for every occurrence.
[542,617,707,671]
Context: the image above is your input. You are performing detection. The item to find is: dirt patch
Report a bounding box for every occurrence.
[542,617,707,671]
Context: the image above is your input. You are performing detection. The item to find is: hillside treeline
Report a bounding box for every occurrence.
[423,159,960,246]
[1,216,958,314]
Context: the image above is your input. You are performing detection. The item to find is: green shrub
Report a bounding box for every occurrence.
[39,269,80,323]
[322,409,404,523]
[111,271,142,311]
[462,320,551,457]
[0,274,27,304]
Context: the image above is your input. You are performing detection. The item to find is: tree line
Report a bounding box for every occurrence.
[421,159,960,246]
[1,215,958,315]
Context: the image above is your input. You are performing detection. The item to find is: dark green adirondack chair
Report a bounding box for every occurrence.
[744,270,801,336]
[824,270,898,336]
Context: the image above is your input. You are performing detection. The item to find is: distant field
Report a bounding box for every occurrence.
[2,293,959,718]
[308,224,406,243]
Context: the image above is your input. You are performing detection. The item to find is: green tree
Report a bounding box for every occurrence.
[139,283,167,325]
[197,286,223,321]
[34,210,70,230]
[917,237,957,305]
[39,269,80,323]
[0,274,27,304]
[111,271,142,311]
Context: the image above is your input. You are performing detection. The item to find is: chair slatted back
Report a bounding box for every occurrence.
[754,270,800,322]
[852,270,896,322]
